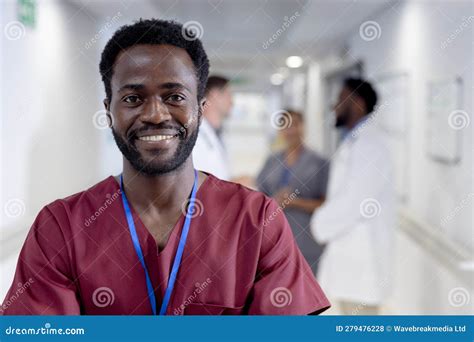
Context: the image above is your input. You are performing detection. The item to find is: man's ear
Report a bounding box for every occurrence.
[103,98,113,127]
[198,98,206,125]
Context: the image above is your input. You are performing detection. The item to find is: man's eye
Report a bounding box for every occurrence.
[123,95,142,104]
[168,94,185,103]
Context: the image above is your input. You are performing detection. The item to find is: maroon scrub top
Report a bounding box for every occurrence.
[1,174,330,315]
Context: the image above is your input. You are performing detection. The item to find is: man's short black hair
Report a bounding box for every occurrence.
[205,75,230,95]
[343,78,378,114]
[99,19,209,101]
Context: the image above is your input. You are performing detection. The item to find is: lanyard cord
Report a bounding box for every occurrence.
[120,169,199,315]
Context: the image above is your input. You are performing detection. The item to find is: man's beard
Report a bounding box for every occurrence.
[111,122,199,176]
[335,108,350,128]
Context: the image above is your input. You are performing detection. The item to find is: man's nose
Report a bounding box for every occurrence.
[140,97,171,123]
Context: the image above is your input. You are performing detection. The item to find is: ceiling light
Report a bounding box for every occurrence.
[270,73,284,85]
[286,56,303,68]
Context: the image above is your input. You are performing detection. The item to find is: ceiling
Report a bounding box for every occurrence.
[70,0,394,90]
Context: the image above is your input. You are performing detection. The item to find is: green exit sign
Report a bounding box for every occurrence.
[18,0,36,28]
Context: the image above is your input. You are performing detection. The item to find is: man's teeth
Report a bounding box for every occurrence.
[138,135,176,141]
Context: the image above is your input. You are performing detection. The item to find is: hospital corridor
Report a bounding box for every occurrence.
[0,0,473,322]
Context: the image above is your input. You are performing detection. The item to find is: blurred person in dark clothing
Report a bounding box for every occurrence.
[257,110,329,275]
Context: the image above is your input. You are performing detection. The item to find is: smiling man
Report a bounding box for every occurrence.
[1,19,329,315]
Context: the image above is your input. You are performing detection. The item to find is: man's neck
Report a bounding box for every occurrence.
[346,113,366,130]
[121,158,196,214]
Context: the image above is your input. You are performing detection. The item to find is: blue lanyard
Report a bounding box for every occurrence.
[120,169,198,315]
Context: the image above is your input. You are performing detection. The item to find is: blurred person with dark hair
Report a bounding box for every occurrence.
[192,75,233,180]
[310,78,395,315]
[256,109,329,275]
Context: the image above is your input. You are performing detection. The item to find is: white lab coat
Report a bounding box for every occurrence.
[193,118,230,180]
[310,122,395,305]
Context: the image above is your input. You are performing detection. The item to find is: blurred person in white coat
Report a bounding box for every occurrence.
[193,75,233,180]
[310,78,395,315]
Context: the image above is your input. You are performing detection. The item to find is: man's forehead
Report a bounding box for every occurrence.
[112,44,197,89]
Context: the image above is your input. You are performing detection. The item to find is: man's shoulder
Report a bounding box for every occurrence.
[25,176,119,238]
[204,174,285,236]
[354,125,390,154]
[206,173,265,198]
[44,176,119,217]
[204,173,272,212]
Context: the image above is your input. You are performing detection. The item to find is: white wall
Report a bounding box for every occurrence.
[338,0,473,314]
[0,0,106,297]
[225,92,270,178]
